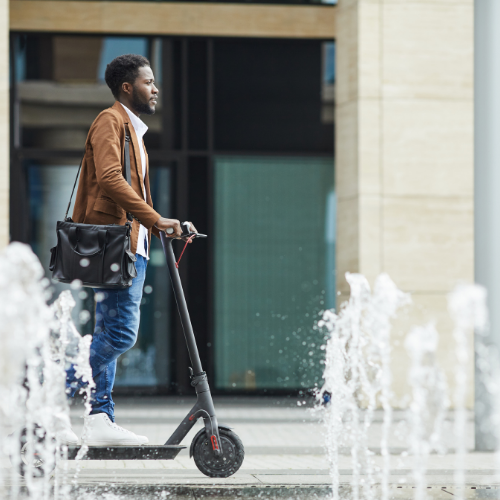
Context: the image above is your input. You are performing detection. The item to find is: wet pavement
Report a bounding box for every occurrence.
[1,397,499,498]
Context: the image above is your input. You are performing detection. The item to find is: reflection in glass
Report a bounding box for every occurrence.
[115,167,172,388]
[14,34,160,150]
[27,163,173,388]
[98,37,149,81]
[28,163,92,333]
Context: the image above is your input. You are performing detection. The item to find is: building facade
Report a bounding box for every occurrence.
[335,0,473,405]
[1,0,474,405]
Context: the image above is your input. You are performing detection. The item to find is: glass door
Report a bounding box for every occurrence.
[213,155,335,391]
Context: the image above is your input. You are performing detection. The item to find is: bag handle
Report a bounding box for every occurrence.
[68,227,107,256]
[65,125,133,222]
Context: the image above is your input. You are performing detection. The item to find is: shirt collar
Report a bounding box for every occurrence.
[120,103,148,139]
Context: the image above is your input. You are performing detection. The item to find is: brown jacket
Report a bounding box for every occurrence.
[72,101,161,254]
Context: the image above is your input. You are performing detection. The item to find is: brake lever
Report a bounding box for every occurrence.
[181,221,207,238]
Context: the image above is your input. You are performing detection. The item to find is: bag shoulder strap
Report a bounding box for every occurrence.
[123,124,132,186]
[64,125,133,221]
[64,156,83,221]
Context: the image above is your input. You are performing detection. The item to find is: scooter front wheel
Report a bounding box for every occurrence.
[192,427,244,478]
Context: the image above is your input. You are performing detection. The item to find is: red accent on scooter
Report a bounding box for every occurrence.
[189,414,195,421]
[175,234,196,268]
[211,435,219,451]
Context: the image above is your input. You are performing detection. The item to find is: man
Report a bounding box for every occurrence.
[64,54,196,446]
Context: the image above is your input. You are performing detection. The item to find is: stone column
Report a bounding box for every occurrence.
[0,0,8,249]
[335,0,474,404]
[474,0,500,451]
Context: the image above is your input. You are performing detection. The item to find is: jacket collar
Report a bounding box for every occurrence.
[112,101,147,188]
[113,100,129,122]
[120,102,148,139]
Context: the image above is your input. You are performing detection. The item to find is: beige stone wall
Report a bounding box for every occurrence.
[335,0,474,406]
[10,0,335,39]
[0,0,8,249]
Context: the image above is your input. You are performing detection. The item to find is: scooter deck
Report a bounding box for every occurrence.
[66,445,185,460]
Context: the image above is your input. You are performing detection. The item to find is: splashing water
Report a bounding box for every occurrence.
[404,324,449,500]
[0,243,93,499]
[318,273,410,500]
[0,242,54,498]
[319,275,492,500]
[474,314,500,485]
[71,327,94,469]
[448,284,488,498]
[52,290,95,491]
[468,288,500,486]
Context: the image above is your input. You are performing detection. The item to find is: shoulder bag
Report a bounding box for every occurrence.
[49,126,138,288]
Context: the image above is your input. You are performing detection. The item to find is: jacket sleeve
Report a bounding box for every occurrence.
[91,110,161,229]
[151,225,161,239]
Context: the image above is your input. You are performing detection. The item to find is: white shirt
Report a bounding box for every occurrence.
[121,103,149,260]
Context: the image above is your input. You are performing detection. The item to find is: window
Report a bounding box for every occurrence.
[11,33,335,394]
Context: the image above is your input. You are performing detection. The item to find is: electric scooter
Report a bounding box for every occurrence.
[15,223,245,478]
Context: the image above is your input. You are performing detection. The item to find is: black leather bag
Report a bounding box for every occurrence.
[49,127,138,288]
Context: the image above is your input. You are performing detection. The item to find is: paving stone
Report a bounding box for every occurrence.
[0,399,493,497]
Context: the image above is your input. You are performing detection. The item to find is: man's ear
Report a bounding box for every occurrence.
[122,81,133,96]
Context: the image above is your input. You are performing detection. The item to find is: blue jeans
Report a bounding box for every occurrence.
[67,254,147,422]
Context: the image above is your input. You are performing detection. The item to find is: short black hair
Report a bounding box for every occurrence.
[105,54,151,99]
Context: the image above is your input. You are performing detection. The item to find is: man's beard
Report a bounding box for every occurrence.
[131,87,155,115]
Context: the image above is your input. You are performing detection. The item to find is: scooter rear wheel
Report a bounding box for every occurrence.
[10,426,56,477]
[192,427,244,478]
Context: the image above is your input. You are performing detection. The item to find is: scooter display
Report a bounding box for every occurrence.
[15,222,245,478]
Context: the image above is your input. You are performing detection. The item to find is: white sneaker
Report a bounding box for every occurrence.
[83,413,149,446]
[57,426,79,445]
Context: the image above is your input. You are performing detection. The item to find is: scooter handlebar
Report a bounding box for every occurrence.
[181,221,207,239]
[161,222,206,239]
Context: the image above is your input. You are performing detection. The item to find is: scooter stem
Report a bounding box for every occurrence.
[161,232,222,454]
[160,232,203,375]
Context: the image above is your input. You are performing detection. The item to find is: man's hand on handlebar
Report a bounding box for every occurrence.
[155,218,198,242]
[155,217,182,238]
